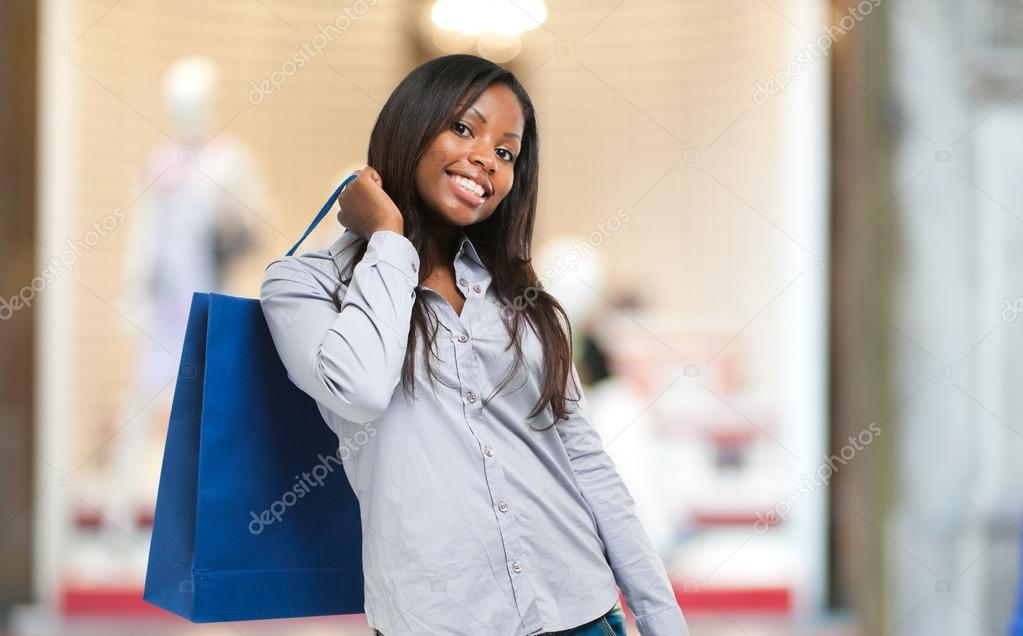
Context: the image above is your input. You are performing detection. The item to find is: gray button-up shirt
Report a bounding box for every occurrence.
[259,228,688,636]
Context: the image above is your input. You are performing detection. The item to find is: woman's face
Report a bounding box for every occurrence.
[415,83,525,228]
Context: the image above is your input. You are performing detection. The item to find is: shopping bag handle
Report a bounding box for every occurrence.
[285,172,360,257]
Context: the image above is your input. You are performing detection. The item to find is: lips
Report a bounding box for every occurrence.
[445,169,491,196]
[447,172,487,206]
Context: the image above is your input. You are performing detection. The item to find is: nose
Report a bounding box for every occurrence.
[468,147,495,173]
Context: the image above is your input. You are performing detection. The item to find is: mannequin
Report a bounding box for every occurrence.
[93,55,266,581]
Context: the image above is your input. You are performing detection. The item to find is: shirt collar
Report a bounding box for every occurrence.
[328,227,487,273]
[456,227,486,271]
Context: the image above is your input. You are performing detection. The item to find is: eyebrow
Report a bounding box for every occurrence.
[469,106,522,140]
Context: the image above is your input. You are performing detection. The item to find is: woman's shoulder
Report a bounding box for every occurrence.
[261,228,361,298]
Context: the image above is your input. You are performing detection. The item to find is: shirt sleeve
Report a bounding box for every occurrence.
[259,229,420,424]
[557,362,689,636]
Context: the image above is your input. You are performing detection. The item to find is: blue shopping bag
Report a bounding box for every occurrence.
[143,175,365,622]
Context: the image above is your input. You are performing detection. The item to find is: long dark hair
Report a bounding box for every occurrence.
[330,53,578,427]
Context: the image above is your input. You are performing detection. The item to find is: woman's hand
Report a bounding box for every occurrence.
[336,166,405,240]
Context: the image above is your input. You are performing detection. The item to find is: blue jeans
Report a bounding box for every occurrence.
[541,599,626,635]
[371,600,626,636]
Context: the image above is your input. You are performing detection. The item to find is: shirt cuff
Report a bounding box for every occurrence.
[634,603,689,636]
[363,229,420,285]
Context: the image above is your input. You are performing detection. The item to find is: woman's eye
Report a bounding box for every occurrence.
[452,121,514,162]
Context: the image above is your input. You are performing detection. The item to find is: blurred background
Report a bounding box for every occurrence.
[1,0,1021,634]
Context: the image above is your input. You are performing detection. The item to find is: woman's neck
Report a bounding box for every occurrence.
[419,218,460,273]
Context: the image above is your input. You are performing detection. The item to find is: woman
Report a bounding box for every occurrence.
[260,54,687,636]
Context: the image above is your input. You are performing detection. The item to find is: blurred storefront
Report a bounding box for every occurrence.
[3,1,1023,635]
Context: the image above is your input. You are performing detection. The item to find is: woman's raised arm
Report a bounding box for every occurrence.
[259,229,420,424]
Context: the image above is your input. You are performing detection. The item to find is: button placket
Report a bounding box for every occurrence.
[448,257,542,630]
[485,466,536,618]
[452,322,540,630]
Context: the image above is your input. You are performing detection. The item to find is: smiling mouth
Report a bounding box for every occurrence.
[446,172,489,206]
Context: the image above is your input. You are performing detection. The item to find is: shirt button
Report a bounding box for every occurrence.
[458,277,468,287]
[498,502,509,513]
[466,391,477,403]
[410,263,418,272]
[484,446,494,457]
[458,334,469,343]
[511,561,522,573]
[472,283,482,294]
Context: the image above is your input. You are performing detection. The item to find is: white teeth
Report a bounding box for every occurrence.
[452,174,485,197]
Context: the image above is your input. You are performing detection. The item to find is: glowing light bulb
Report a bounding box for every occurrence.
[430,0,547,38]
